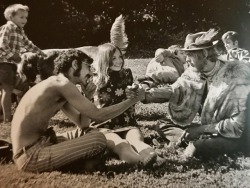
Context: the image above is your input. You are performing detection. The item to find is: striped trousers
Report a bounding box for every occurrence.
[13,128,107,173]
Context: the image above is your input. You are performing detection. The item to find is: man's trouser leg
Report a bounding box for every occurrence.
[156,120,185,143]
[191,137,241,156]
[15,129,107,173]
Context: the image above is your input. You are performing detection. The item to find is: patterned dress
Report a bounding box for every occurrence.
[94,68,138,130]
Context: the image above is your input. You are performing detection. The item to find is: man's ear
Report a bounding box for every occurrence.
[72,59,78,70]
[203,49,208,58]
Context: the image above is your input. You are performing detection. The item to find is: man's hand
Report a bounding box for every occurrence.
[12,53,21,63]
[181,124,206,141]
[126,83,145,101]
[155,53,164,63]
[81,81,97,100]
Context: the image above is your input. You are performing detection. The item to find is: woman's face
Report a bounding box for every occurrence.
[109,49,123,71]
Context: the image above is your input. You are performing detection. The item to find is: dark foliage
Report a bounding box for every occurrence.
[0,0,249,58]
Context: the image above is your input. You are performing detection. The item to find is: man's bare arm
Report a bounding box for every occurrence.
[59,81,143,123]
[61,103,91,128]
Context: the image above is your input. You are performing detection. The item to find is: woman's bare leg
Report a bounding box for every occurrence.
[105,131,141,164]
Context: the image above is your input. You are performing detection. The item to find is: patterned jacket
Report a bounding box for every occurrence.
[227,48,250,63]
[144,60,250,139]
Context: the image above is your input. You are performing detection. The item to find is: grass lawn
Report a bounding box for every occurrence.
[0,58,250,188]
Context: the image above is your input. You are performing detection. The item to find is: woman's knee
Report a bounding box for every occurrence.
[126,128,144,142]
[105,132,128,150]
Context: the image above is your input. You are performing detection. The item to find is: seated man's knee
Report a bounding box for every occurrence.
[87,131,107,150]
[93,131,107,143]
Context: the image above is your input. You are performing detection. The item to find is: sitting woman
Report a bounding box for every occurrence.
[93,43,165,167]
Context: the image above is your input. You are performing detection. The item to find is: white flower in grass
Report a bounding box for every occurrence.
[107,88,112,92]
[115,88,124,96]
[124,116,130,123]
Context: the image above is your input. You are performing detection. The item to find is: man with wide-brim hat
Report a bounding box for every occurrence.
[139,28,250,158]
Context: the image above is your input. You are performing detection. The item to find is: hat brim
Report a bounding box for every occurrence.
[180,40,219,51]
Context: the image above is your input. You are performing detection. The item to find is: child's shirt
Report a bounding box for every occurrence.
[0,21,43,63]
[94,68,137,129]
[227,48,250,63]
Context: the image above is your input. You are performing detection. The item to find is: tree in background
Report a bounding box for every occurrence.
[0,0,249,57]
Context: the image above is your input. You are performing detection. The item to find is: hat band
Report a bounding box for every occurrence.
[186,42,214,49]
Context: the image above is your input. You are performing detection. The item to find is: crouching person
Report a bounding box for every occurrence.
[11,49,145,173]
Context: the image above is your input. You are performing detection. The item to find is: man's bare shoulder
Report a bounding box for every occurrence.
[46,74,71,87]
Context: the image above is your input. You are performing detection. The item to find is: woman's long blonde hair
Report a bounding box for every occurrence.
[94,43,124,89]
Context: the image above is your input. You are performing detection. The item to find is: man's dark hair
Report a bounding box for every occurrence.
[54,49,93,76]
[222,31,240,43]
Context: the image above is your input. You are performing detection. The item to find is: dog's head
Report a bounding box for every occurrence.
[21,52,41,83]
[39,50,61,80]
[22,50,61,83]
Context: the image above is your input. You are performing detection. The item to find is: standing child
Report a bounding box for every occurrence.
[93,43,165,167]
[222,31,250,63]
[0,4,46,123]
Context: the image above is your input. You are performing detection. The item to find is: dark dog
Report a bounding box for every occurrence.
[22,46,98,83]
[9,46,97,105]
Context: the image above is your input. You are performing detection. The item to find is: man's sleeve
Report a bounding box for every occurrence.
[204,85,250,138]
[143,86,173,103]
[146,59,157,76]
[204,111,245,138]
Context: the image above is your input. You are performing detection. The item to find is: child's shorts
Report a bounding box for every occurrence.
[0,63,17,86]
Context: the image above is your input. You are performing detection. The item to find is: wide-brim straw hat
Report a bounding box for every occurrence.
[181,29,219,51]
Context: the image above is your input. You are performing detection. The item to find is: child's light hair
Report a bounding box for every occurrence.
[221,31,239,43]
[94,43,124,88]
[4,4,29,21]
